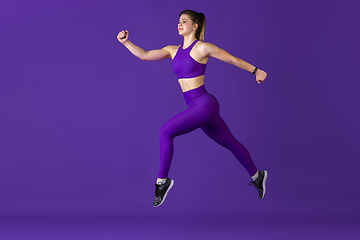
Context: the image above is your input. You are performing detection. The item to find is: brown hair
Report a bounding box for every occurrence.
[180,9,206,41]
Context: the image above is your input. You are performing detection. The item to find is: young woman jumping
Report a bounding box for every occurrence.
[117,9,268,207]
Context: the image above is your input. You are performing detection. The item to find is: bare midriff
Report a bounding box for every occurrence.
[178,75,205,92]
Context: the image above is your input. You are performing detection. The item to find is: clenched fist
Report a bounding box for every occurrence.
[117,30,129,44]
[255,69,267,84]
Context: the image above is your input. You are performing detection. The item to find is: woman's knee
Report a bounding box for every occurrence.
[159,123,174,140]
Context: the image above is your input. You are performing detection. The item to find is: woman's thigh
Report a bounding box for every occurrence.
[160,94,219,138]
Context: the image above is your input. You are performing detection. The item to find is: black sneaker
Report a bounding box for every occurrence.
[153,178,174,207]
[248,170,268,200]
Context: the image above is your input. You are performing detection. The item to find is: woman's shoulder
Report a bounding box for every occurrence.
[196,40,215,48]
[194,41,216,54]
[163,44,180,49]
[162,45,181,59]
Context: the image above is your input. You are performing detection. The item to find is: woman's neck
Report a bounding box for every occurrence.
[182,35,197,48]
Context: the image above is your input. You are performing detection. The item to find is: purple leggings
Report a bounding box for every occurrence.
[158,84,258,178]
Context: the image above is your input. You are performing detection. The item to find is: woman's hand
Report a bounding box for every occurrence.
[117,30,129,44]
[255,69,267,84]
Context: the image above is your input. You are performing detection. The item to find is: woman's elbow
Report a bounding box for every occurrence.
[231,56,241,65]
[139,51,148,61]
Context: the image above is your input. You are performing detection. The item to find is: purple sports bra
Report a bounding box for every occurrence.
[172,39,207,79]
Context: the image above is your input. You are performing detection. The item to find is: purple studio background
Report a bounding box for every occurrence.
[1,0,359,239]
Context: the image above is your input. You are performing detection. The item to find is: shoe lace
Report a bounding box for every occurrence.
[249,177,260,187]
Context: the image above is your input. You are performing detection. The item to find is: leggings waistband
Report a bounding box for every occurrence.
[183,84,207,105]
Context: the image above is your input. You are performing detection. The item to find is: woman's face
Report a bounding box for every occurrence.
[178,14,197,36]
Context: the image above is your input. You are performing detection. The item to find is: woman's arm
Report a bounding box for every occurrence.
[117,30,171,61]
[201,42,267,84]
[201,42,255,73]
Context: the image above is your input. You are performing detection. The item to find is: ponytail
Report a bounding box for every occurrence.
[198,12,206,41]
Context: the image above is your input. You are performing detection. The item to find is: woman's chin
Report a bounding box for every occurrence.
[178,31,186,36]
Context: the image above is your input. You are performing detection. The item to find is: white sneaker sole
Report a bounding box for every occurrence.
[154,179,174,207]
[261,170,268,199]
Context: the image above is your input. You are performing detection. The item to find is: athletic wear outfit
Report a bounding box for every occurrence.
[153,39,267,207]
